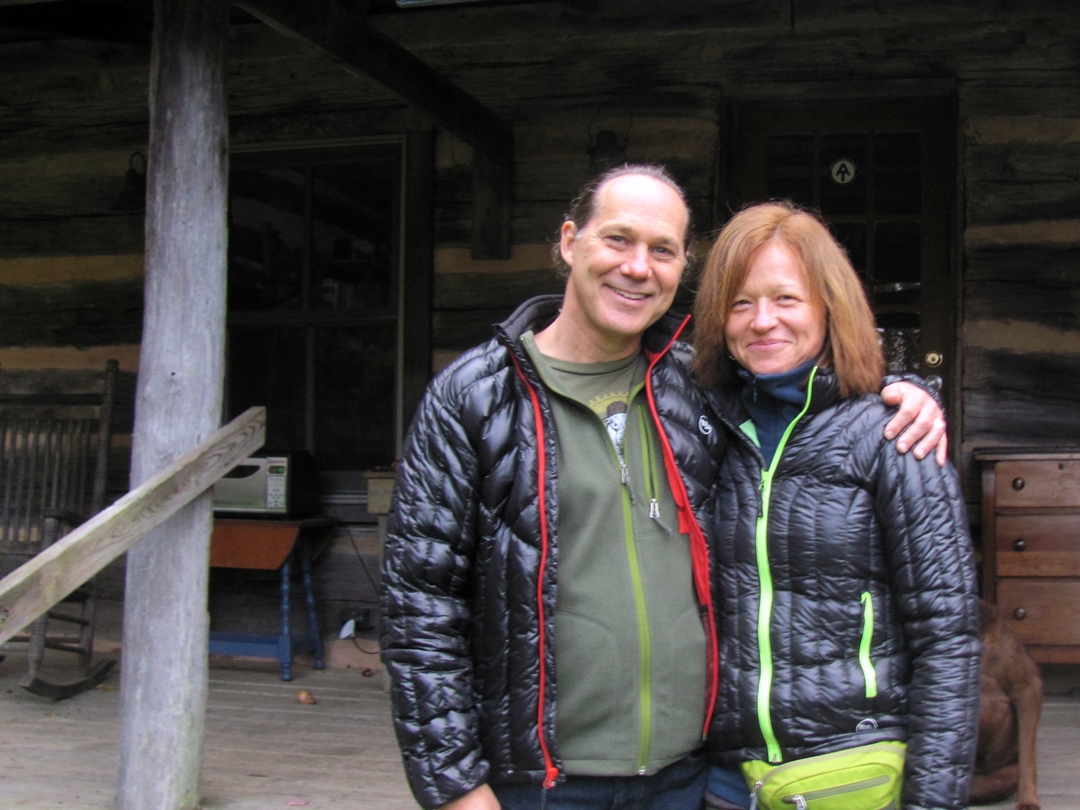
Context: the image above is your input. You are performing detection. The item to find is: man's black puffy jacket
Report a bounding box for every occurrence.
[381,296,723,809]
[703,370,981,810]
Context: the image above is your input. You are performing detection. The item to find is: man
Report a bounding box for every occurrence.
[380,165,945,810]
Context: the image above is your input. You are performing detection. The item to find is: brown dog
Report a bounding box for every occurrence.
[970,600,1042,810]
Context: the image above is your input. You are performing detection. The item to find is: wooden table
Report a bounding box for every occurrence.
[208,517,334,681]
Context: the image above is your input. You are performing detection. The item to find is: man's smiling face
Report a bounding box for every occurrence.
[557,174,689,361]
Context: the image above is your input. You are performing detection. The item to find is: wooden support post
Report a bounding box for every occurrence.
[115,1,229,808]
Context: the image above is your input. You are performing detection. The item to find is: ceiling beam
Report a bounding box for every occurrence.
[234,0,514,166]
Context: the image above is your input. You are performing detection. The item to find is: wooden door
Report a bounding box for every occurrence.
[728,98,956,417]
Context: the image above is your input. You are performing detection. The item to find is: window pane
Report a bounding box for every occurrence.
[828,222,867,281]
[820,134,868,216]
[874,133,921,215]
[873,222,921,285]
[228,168,306,311]
[311,162,397,311]
[314,325,397,470]
[766,135,814,206]
[227,328,307,452]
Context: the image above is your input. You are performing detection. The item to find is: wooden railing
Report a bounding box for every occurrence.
[0,407,265,647]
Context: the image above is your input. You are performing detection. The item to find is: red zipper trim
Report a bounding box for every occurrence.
[508,352,560,789]
[644,315,720,738]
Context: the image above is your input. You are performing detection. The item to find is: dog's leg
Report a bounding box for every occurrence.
[971,764,1020,805]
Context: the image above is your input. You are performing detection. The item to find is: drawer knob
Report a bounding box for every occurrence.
[1013,607,1028,621]
[1012,538,1026,552]
[1012,478,1026,491]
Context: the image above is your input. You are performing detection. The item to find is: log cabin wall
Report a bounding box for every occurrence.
[2,2,1079,635]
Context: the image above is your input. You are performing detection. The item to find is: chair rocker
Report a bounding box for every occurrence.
[0,360,120,699]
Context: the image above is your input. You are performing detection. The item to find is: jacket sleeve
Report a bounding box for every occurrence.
[379,375,489,810]
[872,434,981,810]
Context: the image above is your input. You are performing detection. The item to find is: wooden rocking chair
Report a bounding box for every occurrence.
[0,360,120,698]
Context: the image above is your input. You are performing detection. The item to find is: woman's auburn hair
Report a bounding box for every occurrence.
[691,200,885,397]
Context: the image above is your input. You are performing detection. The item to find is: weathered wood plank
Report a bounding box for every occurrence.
[0,406,265,648]
[435,268,563,311]
[0,280,143,348]
[963,349,1080,446]
[965,142,1080,226]
[964,244,1080,332]
[117,1,230,807]
[433,308,512,351]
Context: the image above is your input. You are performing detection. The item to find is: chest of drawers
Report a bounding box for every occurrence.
[976,448,1080,663]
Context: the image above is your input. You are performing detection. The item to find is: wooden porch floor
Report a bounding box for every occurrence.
[0,650,417,809]
[2,649,1079,809]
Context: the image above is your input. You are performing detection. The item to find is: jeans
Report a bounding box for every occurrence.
[491,751,708,810]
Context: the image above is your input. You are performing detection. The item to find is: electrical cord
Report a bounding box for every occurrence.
[344,525,381,655]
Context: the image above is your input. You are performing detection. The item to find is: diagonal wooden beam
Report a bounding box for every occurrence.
[0,407,265,649]
[234,0,514,166]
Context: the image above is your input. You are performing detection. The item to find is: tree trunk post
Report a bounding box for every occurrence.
[116,0,229,808]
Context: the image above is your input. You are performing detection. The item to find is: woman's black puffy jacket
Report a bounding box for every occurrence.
[380,296,723,809]
[703,370,981,810]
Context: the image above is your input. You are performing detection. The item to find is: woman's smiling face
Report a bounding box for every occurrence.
[724,241,827,376]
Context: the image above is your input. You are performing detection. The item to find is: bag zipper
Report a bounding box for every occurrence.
[782,774,892,808]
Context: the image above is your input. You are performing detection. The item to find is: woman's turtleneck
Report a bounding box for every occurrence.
[737,358,818,464]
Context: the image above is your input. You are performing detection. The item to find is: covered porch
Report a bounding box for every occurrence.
[2,650,1080,809]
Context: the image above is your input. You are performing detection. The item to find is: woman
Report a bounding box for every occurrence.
[692,202,981,810]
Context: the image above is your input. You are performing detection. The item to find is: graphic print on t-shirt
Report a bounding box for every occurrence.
[588,394,630,464]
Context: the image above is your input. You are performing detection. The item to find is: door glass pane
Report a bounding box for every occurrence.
[311,162,397,311]
[877,325,921,375]
[766,135,814,206]
[314,325,397,470]
[874,133,921,215]
[227,328,307,451]
[228,168,306,311]
[828,222,868,281]
[820,134,867,216]
[873,222,921,285]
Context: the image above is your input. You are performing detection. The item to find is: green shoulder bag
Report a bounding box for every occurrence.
[741,741,906,810]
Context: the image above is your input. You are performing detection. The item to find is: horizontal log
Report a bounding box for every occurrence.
[0,279,143,348]
[0,215,144,258]
[962,348,1080,446]
[433,308,510,351]
[964,244,1080,332]
[0,406,266,647]
[231,106,430,147]
[370,0,789,48]
[435,268,564,311]
[965,142,1080,225]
